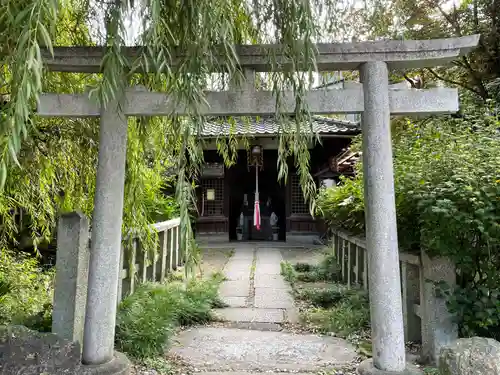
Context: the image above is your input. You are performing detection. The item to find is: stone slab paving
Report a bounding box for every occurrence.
[169,244,357,373]
[213,308,285,323]
[170,327,357,372]
[219,281,250,298]
[221,296,247,308]
[253,274,290,289]
[254,287,294,309]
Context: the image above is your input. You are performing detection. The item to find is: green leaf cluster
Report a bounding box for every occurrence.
[115,276,224,359]
[0,249,54,326]
[316,97,500,338]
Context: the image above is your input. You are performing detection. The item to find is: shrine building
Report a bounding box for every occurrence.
[195,115,361,243]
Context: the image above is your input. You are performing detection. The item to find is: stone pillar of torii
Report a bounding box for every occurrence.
[38,34,479,374]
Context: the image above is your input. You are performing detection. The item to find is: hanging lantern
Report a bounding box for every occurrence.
[247,144,263,169]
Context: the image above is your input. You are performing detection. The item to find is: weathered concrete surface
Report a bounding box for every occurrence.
[41,35,479,73]
[219,281,250,298]
[171,244,357,372]
[213,308,285,323]
[170,327,357,371]
[254,288,294,309]
[360,61,406,372]
[39,88,460,118]
[53,212,89,348]
[200,248,234,279]
[83,91,128,365]
[221,296,247,308]
[253,274,290,289]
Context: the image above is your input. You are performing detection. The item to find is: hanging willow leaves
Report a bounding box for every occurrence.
[0,0,367,274]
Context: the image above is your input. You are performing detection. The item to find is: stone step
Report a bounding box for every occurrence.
[212,307,285,324]
[195,373,314,375]
[169,327,357,372]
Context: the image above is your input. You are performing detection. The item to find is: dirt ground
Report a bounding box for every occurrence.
[198,247,234,278]
[280,246,327,266]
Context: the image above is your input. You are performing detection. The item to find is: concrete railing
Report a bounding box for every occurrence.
[52,212,182,347]
[117,218,182,303]
[331,227,458,364]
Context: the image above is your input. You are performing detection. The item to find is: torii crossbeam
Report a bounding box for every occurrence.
[37,34,479,375]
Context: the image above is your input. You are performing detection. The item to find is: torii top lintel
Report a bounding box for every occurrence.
[43,35,479,73]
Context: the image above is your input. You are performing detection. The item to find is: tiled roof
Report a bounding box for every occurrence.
[200,116,360,137]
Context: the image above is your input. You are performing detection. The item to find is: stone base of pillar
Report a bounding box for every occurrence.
[357,359,423,375]
[79,352,131,375]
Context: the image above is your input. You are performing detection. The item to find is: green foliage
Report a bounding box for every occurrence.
[293,262,313,272]
[296,287,347,308]
[115,278,224,359]
[22,303,53,333]
[438,282,500,341]
[316,172,365,235]
[0,250,53,326]
[316,98,500,338]
[302,286,370,338]
[293,255,342,283]
[280,261,297,285]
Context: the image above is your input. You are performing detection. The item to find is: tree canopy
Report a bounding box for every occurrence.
[0,0,494,268]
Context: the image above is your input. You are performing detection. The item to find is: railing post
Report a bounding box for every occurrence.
[401,262,421,343]
[170,227,176,270]
[137,241,148,283]
[353,245,360,285]
[52,211,90,353]
[116,244,125,306]
[341,239,346,282]
[347,241,355,288]
[363,249,368,290]
[175,225,180,267]
[159,230,169,281]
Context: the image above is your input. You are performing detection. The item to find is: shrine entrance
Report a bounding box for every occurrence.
[38,34,479,374]
[228,150,286,242]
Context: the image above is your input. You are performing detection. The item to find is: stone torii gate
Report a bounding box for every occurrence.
[38,35,478,375]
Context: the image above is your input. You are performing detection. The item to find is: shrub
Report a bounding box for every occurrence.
[304,288,370,337]
[0,250,54,326]
[316,254,342,281]
[22,303,53,332]
[296,287,346,308]
[115,278,223,359]
[315,100,500,339]
[294,254,341,283]
[280,261,297,285]
[293,263,313,272]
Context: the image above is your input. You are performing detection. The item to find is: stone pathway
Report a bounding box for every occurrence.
[169,245,358,373]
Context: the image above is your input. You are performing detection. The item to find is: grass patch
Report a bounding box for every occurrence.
[296,285,352,308]
[115,273,224,360]
[280,261,297,285]
[293,262,313,272]
[284,254,342,284]
[302,288,370,338]
[250,251,257,280]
